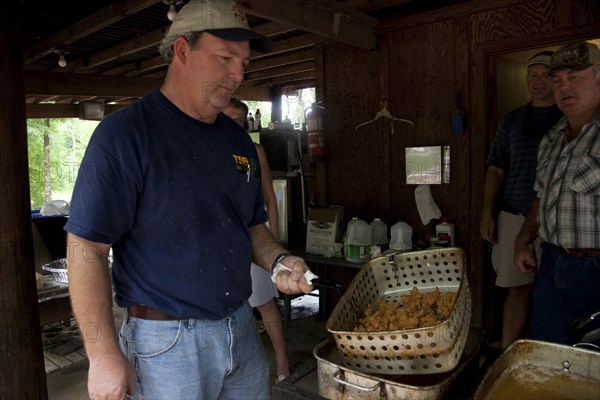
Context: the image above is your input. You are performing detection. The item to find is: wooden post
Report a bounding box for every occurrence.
[269,86,283,123]
[0,3,48,398]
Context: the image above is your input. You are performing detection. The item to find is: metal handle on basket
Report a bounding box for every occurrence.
[380,250,397,269]
[333,370,386,398]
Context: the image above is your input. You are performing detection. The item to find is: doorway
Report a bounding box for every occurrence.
[481,37,600,344]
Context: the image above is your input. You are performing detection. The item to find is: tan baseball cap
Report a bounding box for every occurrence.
[166,0,272,52]
[527,51,553,67]
[549,41,600,73]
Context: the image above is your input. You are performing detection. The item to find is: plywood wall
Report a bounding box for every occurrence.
[318,0,600,328]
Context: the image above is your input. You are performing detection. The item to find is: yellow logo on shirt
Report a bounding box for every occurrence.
[232,154,249,173]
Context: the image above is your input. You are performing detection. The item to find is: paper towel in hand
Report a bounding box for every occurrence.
[415,185,441,225]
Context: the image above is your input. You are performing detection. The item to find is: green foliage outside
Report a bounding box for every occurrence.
[27,118,98,209]
[26,89,315,209]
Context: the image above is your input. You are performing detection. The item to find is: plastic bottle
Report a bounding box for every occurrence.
[370,218,389,251]
[342,217,358,258]
[435,218,455,246]
[346,218,371,262]
[389,221,413,252]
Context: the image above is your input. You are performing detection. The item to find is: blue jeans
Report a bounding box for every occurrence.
[119,301,269,399]
[531,243,600,345]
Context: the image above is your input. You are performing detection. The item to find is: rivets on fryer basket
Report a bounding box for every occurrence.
[562,361,571,372]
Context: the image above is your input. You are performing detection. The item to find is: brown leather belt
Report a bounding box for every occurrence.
[550,245,600,258]
[128,305,183,320]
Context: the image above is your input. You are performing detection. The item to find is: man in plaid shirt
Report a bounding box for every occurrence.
[515,41,600,345]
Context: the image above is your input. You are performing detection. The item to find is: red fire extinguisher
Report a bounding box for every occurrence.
[305,102,325,159]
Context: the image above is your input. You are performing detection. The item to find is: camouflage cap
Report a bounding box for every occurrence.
[549,41,600,73]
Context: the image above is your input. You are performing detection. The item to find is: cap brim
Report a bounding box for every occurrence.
[205,28,273,53]
[549,63,593,73]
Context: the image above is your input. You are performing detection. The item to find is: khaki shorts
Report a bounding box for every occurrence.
[491,211,539,287]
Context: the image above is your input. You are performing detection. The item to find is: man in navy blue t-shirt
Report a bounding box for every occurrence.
[480,51,562,349]
[65,1,315,399]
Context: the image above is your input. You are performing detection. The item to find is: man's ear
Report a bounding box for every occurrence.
[173,37,190,64]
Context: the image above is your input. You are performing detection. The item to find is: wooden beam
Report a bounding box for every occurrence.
[246,49,314,73]
[25,0,162,64]
[102,62,140,76]
[245,62,315,82]
[339,0,417,12]
[26,103,126,119]
[61,28,167,73]
[125,56,166,77]
[240,0,377,49]
[252,33,324,59]
[101,34,321,80]
[251,71,315,86]
[0,3,47,398]
[249,21,298,36]
[56,20,295,74]
[25,71,161,97]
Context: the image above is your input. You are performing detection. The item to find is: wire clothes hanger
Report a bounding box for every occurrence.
[355,100,414,131]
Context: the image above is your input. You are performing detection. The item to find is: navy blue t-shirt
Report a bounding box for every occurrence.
[65,90,267,320]
[486,103,562,215]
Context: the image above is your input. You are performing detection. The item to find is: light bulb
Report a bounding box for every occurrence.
[167,4,177,21]
[58,53,67,67]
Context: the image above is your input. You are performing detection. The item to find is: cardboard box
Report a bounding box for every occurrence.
[305,206,344,255]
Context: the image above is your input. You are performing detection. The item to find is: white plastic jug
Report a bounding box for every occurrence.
[370,218,389,250]
[346,218,371,262]
[342,217,359,258]
[389,221,413,252]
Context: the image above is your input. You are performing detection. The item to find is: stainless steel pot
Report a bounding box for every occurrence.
[314,327,483,400]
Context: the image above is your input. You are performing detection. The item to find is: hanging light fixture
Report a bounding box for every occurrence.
[54,49,69,68]
[163,1,182,21]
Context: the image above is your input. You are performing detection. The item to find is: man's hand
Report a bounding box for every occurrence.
[514,243,537,273]
[513,197,541,273]
[88,352,136,400]
[480,214,497,245]
[272,255,314,295]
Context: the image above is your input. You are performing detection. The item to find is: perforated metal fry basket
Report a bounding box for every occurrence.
[326,248,472,374]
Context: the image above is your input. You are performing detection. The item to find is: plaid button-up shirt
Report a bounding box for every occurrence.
[535,112,600,248]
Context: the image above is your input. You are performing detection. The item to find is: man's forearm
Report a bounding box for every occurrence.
[250,223,287,272]
[515,197,540,247]
[67,233,120,358]
[481,166,506,216]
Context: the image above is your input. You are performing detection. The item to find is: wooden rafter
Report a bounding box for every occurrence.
[240,0,377,49]
[25,71,161,97]
[25,0,163,64]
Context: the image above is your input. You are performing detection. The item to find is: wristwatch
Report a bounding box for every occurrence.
[271,252,291,283]
[271,252,291,272]
[270,252,319,285]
